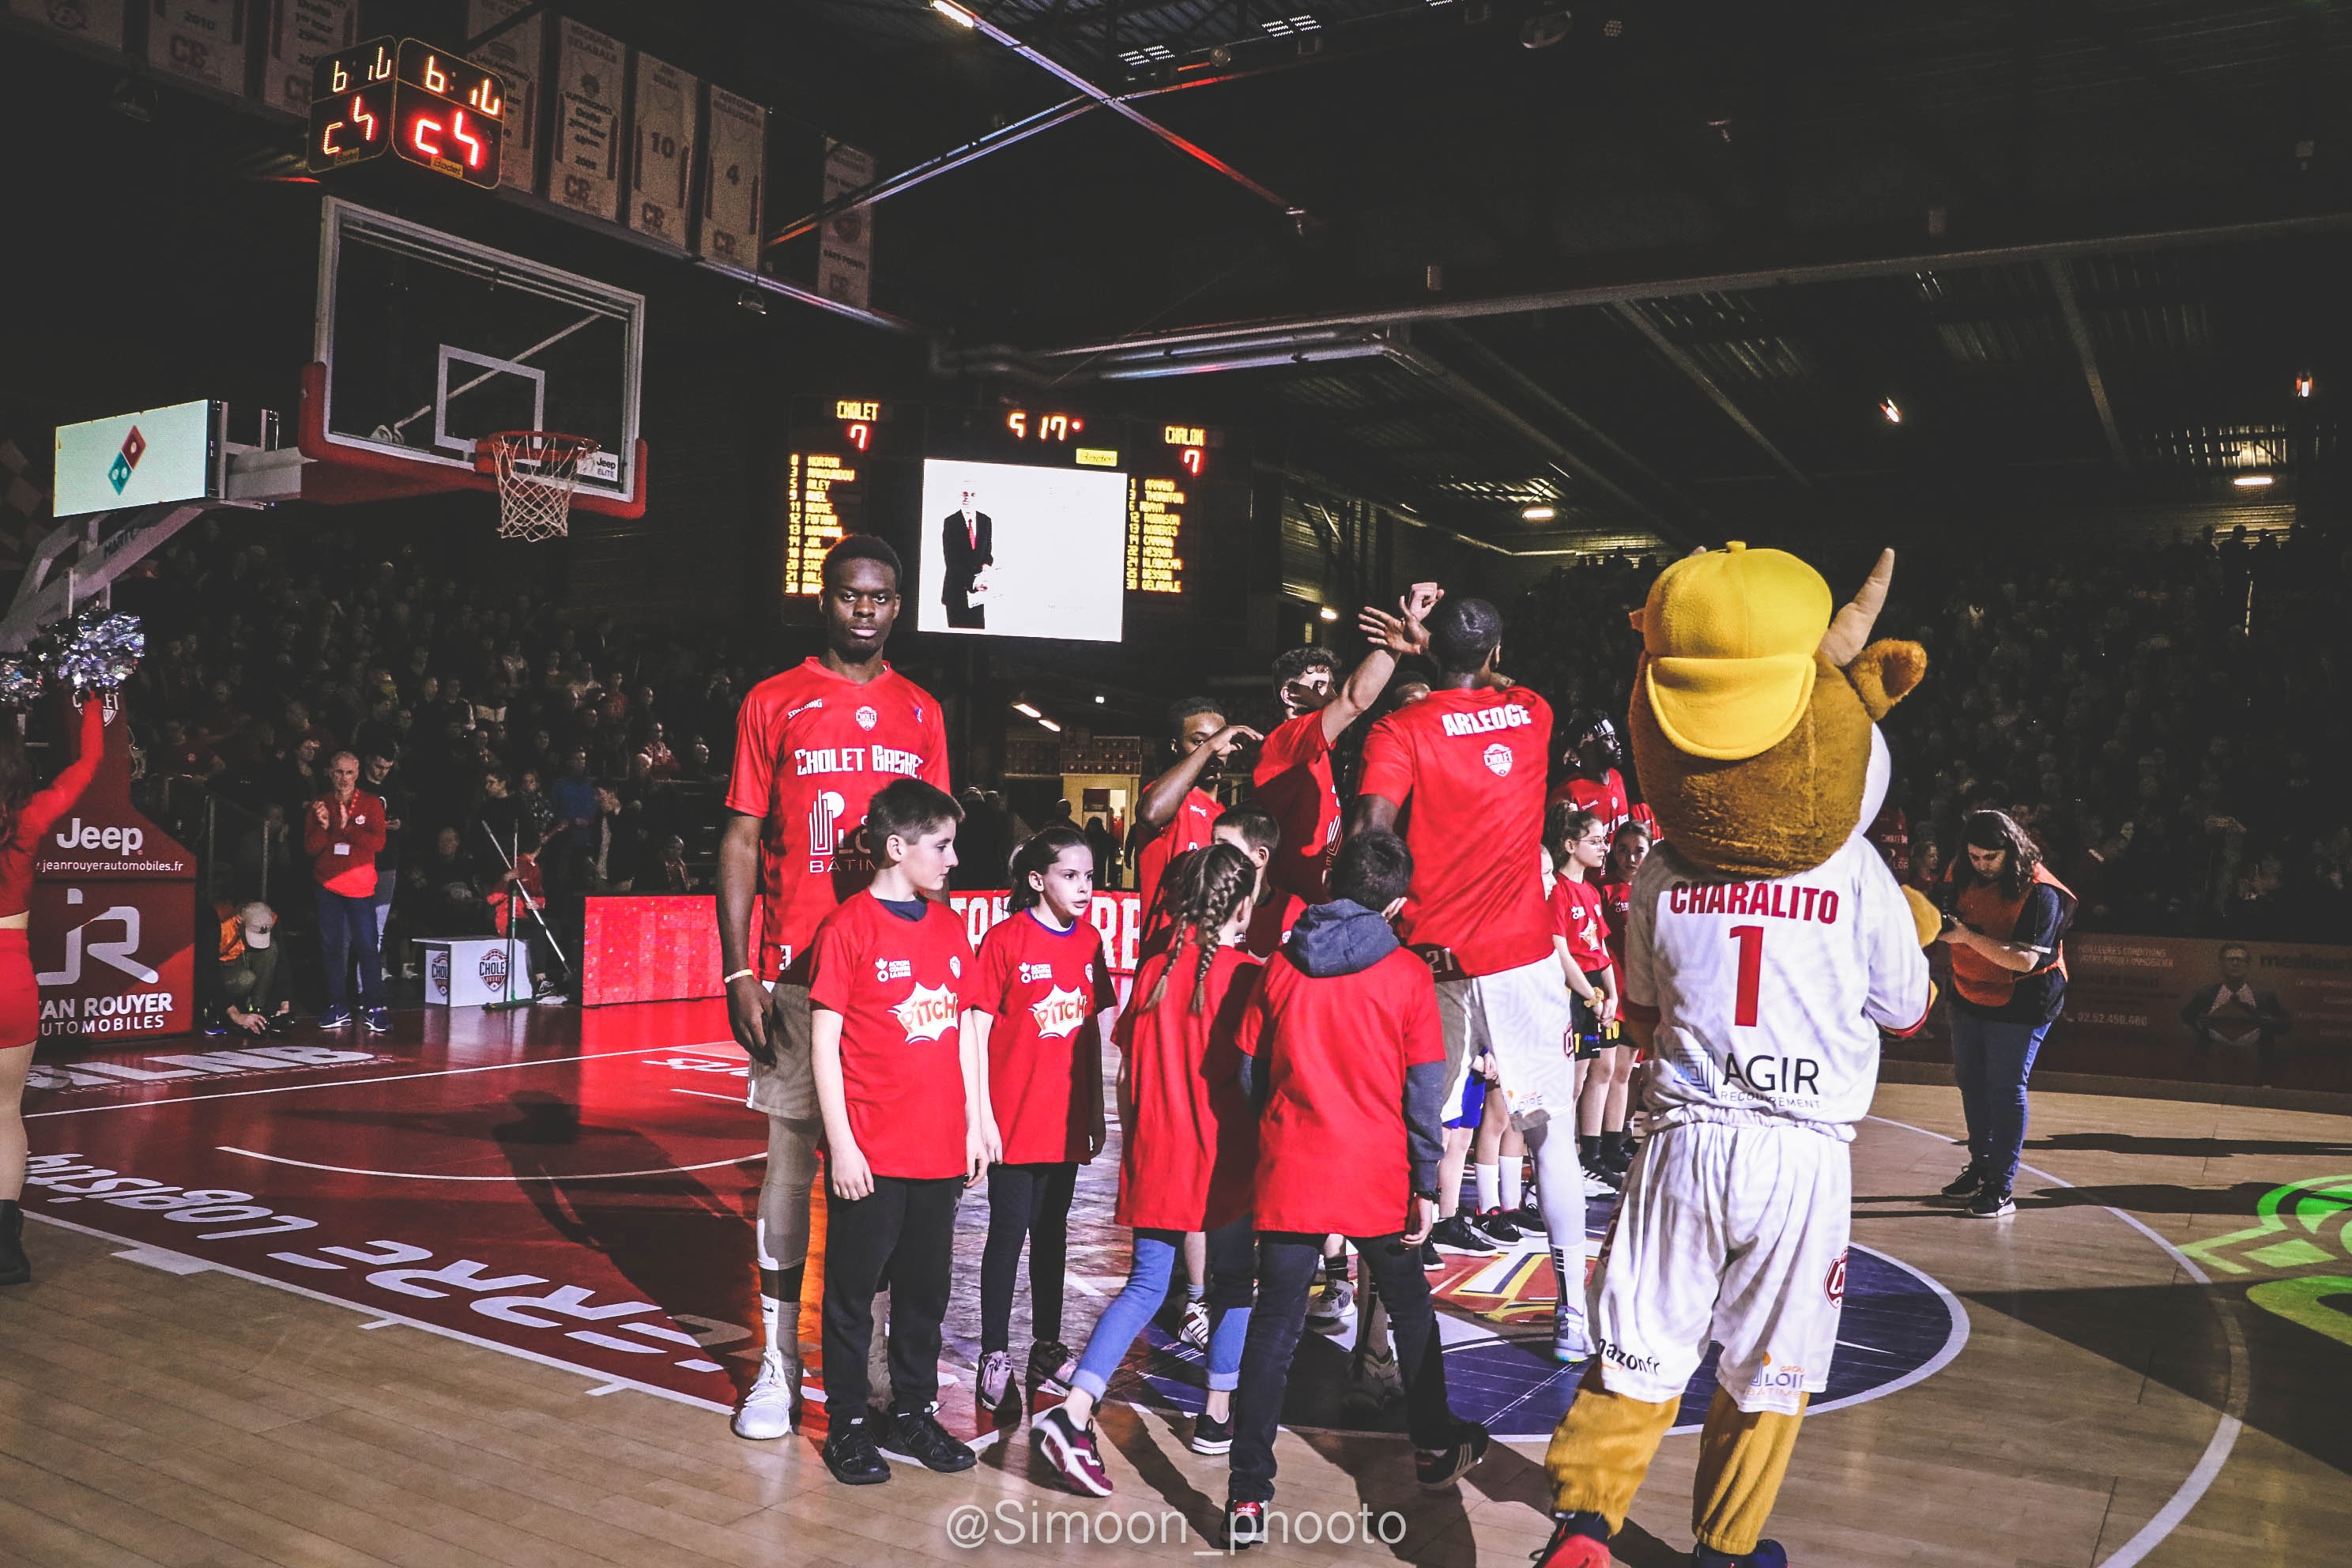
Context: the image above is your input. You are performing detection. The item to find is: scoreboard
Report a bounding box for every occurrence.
[306,38,507,187]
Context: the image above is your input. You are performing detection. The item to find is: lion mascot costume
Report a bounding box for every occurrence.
[1536,545,1942,1568]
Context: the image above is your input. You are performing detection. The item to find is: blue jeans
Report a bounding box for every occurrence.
[1950,1009,2052,1194]
[1072,1216,1253,1397]
[315,885,386,1011]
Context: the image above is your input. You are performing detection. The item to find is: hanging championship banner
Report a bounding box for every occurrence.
[817,139,874,309]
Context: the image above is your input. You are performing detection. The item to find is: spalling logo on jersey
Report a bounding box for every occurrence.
[1029,984,1090,1039]
[891,982,959,1043]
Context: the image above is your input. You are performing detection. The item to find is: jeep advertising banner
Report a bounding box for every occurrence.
[31,693,196,1041]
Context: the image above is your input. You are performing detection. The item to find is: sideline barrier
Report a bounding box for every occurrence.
[581,891,1145,1006]
[1887,932,2352,1091]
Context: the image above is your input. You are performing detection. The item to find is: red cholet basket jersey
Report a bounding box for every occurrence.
[727,658,950,982]
[1234,940,1446,1238]
[1545,767,1658,840]
[1136,785,1219,925]
[974,909,1118,1165]
[1112,941,1261,1231]
[1358,684,1556,978]
[807,891,976,1181]
[1251,711,1339,904]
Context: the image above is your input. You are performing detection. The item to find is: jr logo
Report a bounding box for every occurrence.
[36,888,160,986]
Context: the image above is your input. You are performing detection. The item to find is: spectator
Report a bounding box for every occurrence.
[361,747,409,971]
[303,751,390,1033]
[409,827,491,937]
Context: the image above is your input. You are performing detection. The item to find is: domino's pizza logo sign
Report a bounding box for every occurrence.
[428,948,451,996]
[107,426,146,495]
[477,948,509,993]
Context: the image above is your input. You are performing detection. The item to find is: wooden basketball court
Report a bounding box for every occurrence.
[4,1004,2346,1566]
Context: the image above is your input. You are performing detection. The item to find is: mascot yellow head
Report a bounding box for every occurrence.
[1629,544,1928,883]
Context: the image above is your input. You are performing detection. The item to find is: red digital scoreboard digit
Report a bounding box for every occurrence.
[305,37,504,189]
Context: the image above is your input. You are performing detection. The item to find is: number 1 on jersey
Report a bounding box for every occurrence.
[1728,924,1763,1027]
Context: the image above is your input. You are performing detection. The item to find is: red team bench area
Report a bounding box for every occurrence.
[581,892,1149,1004]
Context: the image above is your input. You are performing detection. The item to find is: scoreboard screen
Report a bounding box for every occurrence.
[306,38,506,188]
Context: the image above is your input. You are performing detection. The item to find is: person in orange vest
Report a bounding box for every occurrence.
[1936,809,2077,1219]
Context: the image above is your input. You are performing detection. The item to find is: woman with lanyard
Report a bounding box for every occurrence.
[0,691,113,1286]
[1936,810,2076,1220]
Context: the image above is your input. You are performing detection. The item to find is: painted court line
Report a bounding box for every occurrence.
[27,1040,739,1118]
[217,1146,767,1183]
[1866,1114,2248,1568]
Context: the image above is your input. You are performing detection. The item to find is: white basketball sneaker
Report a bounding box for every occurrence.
[732,1352,800,1440]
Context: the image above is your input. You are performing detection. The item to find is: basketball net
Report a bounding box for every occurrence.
[481,432,600,541]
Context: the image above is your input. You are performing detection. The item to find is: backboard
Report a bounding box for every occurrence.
[300,199,647,516]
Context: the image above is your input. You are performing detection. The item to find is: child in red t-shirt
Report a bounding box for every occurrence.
[971,824,1118,1418]
[1590,819,1654,1180]
[1035,842,1262,1498]
[1547,804,1621,1198]
[1222,831,1491,1544]
[808,779,984,1487]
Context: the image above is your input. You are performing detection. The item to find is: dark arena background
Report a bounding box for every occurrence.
[3,2,2351,1564]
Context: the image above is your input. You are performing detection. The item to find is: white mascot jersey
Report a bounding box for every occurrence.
[1619,731,1931,1141]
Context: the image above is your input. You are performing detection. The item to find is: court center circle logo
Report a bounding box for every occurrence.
[1101,1198,1965,1442]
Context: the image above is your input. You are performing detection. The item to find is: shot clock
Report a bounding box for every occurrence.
[305,38,506,188]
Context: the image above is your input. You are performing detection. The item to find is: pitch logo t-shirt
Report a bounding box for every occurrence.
[974,910,1119,1165]
[727,658,951,982]
[1359,686,1556,978]
[808,891,975,1180]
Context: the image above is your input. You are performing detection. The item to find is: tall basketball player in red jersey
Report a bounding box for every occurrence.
[1547,711,1657,842]
[717,535,950,1440]
[0,696,110,1287]
[1251,583,1440,906]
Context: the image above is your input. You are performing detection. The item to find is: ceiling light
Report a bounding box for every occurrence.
[2296,373,2315,398]
[931,0,978,26]
[2233,473,2275,488]
[1521,505,1557,522]
[1318,606,1340,622]
[1093,694,1106,703]
[1036,717,1063,733]
[1879,398,1902,424]
[1012,701,1042,718]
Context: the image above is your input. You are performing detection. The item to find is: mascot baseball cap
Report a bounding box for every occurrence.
[1639,542,1832,762]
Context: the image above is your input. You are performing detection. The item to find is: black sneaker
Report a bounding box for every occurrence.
[1223,1498,1266,1551]
[1415,1421,1491,1491]
[1429,1215,1500,1256]
[876,1402,977,1472]
[1940,1162,1986,1201]
[821,1413,891,1485]
[1189,1408,1234,1455]
[1475,1206,1525,1246]
[1513,1191,1547,1231]
[1420,1239,1442,1268]
[1028,1340,1078,1396]
[1966,1187,2016,1219]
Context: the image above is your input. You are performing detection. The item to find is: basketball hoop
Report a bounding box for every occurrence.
[479,431,601,541]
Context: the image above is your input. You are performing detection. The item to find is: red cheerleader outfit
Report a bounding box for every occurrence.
[0,700,107,1050]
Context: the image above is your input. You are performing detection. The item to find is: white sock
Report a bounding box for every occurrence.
[1525,1121,1585,1311]
[1500,1159,1524,1211]
[1473,1163,1499,1215]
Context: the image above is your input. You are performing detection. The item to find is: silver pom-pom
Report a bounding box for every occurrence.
[40,608,145,695]
[0,657,40,710]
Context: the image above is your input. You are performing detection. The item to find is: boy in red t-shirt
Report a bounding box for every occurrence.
[1222,831,1491,1545]
[808,778,984,1487]
[1547,805,1623,1198]
[970,824,1118,1417]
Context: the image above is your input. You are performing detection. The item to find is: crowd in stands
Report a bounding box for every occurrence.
[1508,525,2352,943]
[89,514,2352,1020]
[118,517,748,998]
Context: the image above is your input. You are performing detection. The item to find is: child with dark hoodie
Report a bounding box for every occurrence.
[1222,829,1492,1547]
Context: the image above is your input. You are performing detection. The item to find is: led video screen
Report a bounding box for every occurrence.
[917,458,1128,642]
